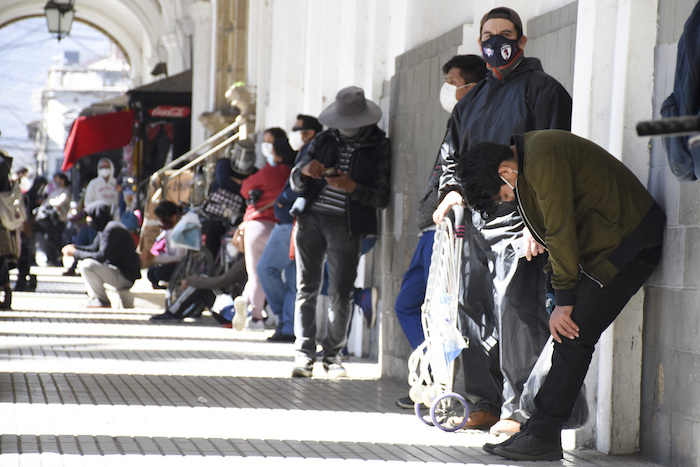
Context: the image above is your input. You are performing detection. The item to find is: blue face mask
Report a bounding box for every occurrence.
[481,35,521,73]
[266,154,277,167]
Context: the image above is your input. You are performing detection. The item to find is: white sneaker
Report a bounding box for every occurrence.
[232,296,248,331]
[244,316,265,331]
[323,358,347,378]
[264,311,279,330]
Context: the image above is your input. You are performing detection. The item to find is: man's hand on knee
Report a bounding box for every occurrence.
[549,305,579,343]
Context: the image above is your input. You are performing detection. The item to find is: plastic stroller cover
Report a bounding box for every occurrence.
[170,211,202,251]
[457,205,550,420]
[423,208,468,382]
[519,336,590,429]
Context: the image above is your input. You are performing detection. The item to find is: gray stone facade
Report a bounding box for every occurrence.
[378,4,578,385]
[642,1,700,465]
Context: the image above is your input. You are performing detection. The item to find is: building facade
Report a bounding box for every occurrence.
[1,0,698,464]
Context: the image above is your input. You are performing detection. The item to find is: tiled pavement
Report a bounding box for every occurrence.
[0,268,665,466]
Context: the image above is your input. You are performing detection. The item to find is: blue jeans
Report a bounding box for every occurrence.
[257,223,295,335]
[394,230,434,349]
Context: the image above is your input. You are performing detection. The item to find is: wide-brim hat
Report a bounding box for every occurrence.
[318,86,382,129]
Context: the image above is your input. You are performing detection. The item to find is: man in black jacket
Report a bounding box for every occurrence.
[394,55,487,408]
[432,7,572,434]
[62,201,141,308]
[289,86,390,379]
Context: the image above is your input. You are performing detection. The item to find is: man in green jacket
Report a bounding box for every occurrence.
[456,129,665,461]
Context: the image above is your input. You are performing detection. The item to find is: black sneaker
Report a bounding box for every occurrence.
[395,396,414,409]
[291,358,314,378]
[267,331,295,343]
[483,429,524,455]
[493,432,563,461]
[149,310,181,321]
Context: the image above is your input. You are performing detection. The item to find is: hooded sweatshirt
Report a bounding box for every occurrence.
[73,201,141,283]
[84,158,119,210]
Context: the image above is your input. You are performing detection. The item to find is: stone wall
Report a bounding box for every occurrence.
[641,0,700,465]
[379,3,578,383]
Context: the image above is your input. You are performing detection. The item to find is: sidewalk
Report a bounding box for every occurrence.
[0,267,664,466]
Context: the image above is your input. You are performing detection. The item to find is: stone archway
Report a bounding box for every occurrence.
[0,0,191,84]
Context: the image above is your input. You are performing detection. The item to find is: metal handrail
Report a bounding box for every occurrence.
[167,131,241,180]
[153,119,242,178]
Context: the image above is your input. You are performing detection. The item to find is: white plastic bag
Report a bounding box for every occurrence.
[170,211,202,251]
[519,336,590,429]
[211,294,234,313]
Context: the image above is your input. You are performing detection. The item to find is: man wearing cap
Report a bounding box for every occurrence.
[432,7,572,434]
[290,114,323,151]
[289,86,390,378]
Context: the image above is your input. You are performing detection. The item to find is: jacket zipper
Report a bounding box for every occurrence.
[514,181,546,247]
[516,181,604,288]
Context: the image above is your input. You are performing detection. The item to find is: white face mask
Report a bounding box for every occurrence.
[499,170,518,190]
[261,142,274,159]
[98,167,111,179]
[338,128,361,137]
[289,131,305,151]
[266,154,278,167]
[439,82,472,113]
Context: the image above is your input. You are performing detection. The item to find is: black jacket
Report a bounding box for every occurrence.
[440,57,572,198]
[73,201,141,283]
[290,127,391,235]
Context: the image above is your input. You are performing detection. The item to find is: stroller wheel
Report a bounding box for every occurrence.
[414,401,433,426]
[430,392,469,432]
[28,275,37,291]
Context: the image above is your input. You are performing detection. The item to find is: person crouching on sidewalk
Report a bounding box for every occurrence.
[62,201,141,308]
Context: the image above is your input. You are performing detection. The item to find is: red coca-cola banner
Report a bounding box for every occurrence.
[149,106,191,118]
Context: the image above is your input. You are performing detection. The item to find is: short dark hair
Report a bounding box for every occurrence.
[154,200,180,220]
[456,141,514,216]
[264,127,287,140]
[442,55,488,84]
[295,114,323,133]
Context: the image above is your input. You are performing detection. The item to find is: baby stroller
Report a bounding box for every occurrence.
[407,205,469,432]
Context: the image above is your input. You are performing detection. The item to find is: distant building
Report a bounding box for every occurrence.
[31,48,130,176]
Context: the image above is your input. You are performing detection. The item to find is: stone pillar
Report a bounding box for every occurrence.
[213,0,248,110]
[188,0,215,146]
[571,0,659,454]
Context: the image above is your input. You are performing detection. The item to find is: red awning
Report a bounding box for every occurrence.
[61,109,134,171]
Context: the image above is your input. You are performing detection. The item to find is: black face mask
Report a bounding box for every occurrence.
[481,35,521,72]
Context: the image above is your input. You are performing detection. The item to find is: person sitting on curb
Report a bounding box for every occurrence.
[141,201,186,290]
[62,201,141,308]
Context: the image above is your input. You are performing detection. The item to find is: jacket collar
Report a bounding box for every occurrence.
[511,134,526,171]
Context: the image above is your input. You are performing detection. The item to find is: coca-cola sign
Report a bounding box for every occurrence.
[149,106,191,118]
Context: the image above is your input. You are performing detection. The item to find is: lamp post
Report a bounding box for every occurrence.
[44,0,75,42]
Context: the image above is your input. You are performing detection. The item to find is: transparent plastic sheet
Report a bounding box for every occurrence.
[519,336,590,429]
[170,211,202,251]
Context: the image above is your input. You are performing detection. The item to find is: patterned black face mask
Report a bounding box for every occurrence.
[481,35,521,70]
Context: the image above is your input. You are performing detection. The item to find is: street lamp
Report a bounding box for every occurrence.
[44,0,75,42]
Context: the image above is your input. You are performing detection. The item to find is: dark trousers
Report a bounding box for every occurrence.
[294,211,361,361]
[459,213,550,420]
[528,244,662,442]
[147,263,177,288]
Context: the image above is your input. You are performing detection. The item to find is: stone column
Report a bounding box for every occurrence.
[188,0,215,146]
[572,0,659,454]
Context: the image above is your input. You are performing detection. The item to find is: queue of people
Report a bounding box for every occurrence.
[0,7,666,462]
